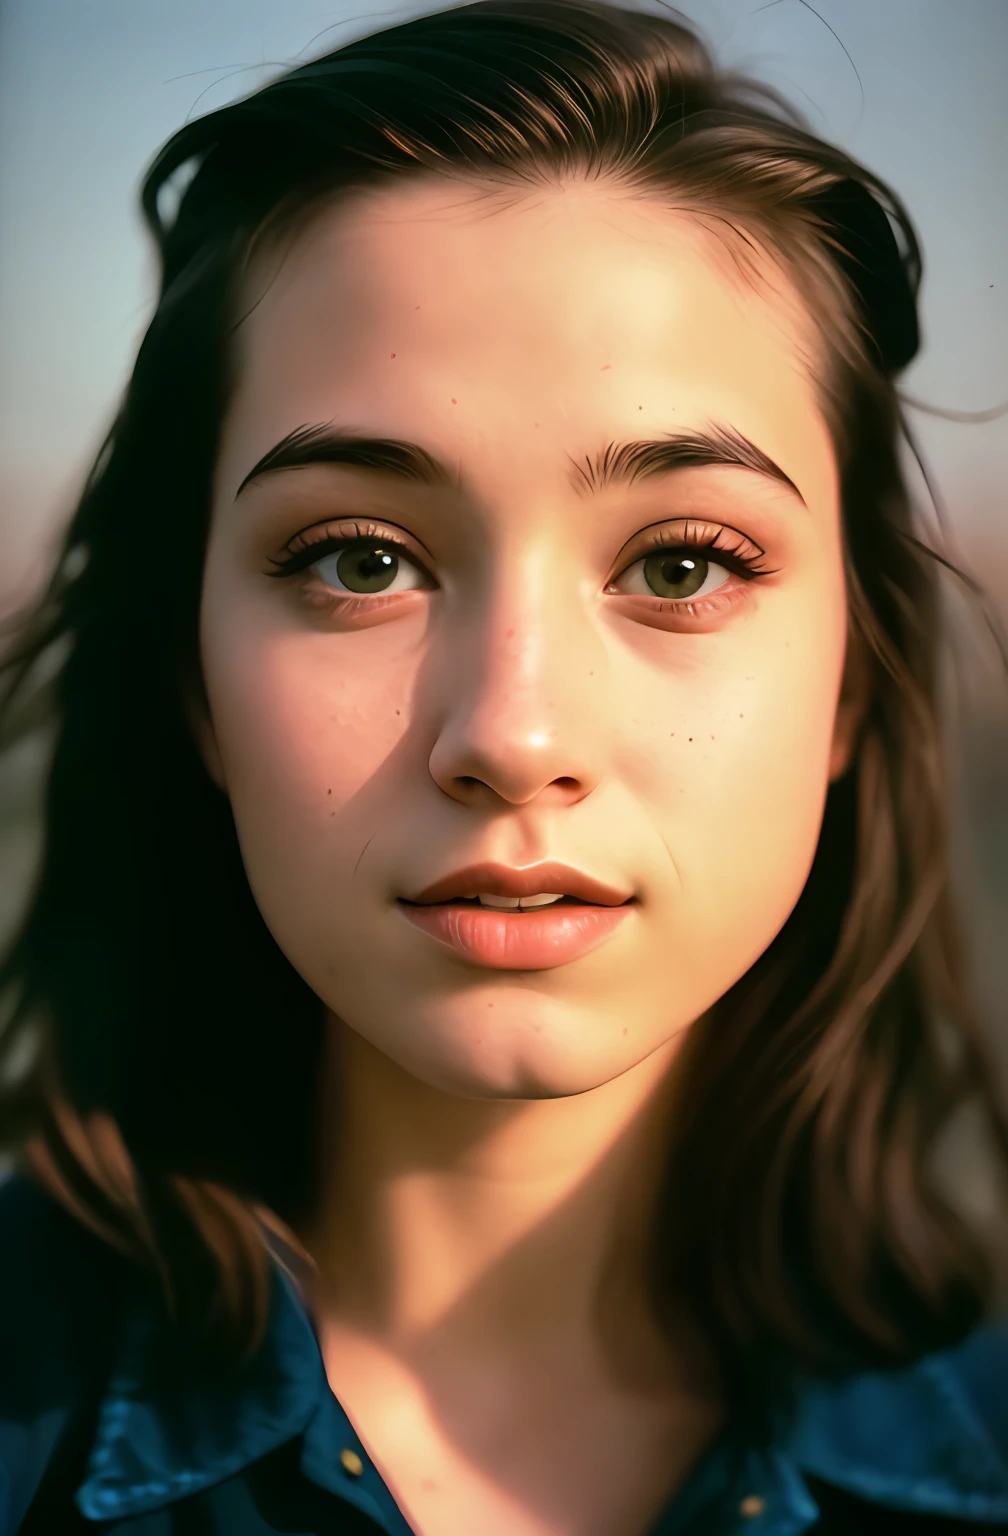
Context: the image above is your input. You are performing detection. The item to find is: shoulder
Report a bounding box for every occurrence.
[0,1169,134,1381]
[789,1322,1008,1524]
[0,1171,136,1533]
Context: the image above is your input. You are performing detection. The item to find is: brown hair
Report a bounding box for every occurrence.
[2,0,1006,1418]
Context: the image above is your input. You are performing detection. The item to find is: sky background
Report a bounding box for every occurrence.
[0,1,1005,1073]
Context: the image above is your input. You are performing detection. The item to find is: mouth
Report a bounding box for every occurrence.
[396,862,634,968]
[401,861,633,909]
[398,894,598,911]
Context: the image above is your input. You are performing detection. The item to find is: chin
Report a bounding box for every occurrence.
[404,1033,636,1102]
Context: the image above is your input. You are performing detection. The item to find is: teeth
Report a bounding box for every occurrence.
[477,892,565,910]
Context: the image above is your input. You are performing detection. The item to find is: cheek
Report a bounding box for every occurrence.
[212,640,394,798]
[617,593,846,962]
[199,589,414,906]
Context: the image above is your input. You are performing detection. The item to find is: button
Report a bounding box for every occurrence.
[739,1494,766,1518]
[340,1448,364,1477]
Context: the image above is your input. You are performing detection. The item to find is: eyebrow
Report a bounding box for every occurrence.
[234,419,806,506]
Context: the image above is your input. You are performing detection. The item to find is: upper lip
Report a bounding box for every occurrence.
[401,861,634,907]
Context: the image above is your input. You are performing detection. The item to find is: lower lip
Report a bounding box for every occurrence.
[397,900,633,970]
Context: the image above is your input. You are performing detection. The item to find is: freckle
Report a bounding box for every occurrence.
[739,713,744,718]
[451,397,457,404]
[688,736,693,742]
[534,421,539,427]
[327,788,332,795]
[534,1023,542,1033]
[506,627,515,638]
[622,1026,628,1036]
[670,732,674,736]
[600,364,611,371]
[395,709,400,715]
[710,734,714,740]
[638,405,642,410]
[415,304,420,309]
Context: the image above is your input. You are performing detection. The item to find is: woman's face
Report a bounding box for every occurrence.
[199,176,864,1099]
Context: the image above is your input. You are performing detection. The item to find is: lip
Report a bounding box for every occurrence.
[397,899,634,971]
[397,860,636,971]
[402,861,633,907]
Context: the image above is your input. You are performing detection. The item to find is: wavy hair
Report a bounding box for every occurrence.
[1,0,1006,1417]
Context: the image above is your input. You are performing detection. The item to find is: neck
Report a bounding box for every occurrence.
[296,1017,715,1397]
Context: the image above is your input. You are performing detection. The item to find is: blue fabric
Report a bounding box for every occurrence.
[2,1172,1008,1533]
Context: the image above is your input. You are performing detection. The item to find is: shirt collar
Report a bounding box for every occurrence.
[74,1255,1008,1529]
[76,1260,322,1522]
[784,1326,1008,1523]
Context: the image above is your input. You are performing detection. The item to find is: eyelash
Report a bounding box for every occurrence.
[266,517,779,621]
[605,520,777,617]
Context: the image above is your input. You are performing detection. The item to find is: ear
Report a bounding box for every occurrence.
[183,677,228,793]
[828,624,873,783]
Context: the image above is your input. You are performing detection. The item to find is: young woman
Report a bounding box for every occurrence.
[1,3,1006,1532]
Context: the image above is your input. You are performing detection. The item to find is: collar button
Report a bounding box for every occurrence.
[739,1494,766,1518]
[340,1448,365,1478]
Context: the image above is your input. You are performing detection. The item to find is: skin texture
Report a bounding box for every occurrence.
[194,177,871,1536]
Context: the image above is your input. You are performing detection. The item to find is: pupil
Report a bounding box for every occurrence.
[336,542,398,593]
[643,552,706,600]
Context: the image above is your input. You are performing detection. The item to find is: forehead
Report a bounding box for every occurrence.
[239,175,818,365]
[224,175,834,507]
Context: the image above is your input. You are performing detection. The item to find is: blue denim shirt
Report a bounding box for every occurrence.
[2,1173,1007,1534]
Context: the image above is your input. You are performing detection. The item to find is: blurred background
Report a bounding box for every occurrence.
[0,1,1005,1197]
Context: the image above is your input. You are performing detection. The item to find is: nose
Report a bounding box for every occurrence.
[425,559,605,810]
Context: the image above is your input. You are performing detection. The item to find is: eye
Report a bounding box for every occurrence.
[311,538,428,595]
[612,548,733,602]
